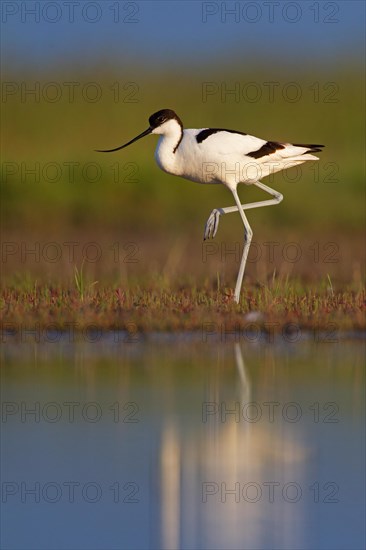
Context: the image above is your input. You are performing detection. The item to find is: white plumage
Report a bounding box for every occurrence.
[97,109,324,303]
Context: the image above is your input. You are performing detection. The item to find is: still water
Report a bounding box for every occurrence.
[1,335,365,550]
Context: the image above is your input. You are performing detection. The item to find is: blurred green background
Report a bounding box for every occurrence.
[1,1,364,289]
[2,68,364,287]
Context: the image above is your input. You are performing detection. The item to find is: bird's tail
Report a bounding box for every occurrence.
[292,143,324,154]
[275,143,324,163]
[291,153,320,162]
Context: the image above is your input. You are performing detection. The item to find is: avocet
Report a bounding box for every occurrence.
[96,109,324,302]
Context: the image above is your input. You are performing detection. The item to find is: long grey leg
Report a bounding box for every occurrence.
[231,188,253,303]
[204,181,283,240]
[204,181,283,303]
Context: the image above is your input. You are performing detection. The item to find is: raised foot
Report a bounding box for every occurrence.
[203,209,221,240]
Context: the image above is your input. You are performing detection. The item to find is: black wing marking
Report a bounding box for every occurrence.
[248,141,325,158]
[293,143,325,154]
[247,141,285,159]
[196,128,247,144]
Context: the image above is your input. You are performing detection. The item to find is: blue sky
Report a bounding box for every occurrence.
[1,1,364,71]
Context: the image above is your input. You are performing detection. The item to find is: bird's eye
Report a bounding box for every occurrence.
[158,116,165,123]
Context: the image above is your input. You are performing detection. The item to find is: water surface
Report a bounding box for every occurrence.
[1,336,365,549]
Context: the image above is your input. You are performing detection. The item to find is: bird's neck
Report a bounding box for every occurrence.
[154,123,184,175]
[157,119,183,154]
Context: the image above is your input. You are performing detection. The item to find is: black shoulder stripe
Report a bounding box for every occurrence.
[247,141,285,159]
[196,128,247,144]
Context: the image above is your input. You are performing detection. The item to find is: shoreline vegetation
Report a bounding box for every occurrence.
[1,283,364,333]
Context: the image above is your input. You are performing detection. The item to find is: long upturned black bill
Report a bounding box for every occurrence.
[95,127,152,152]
